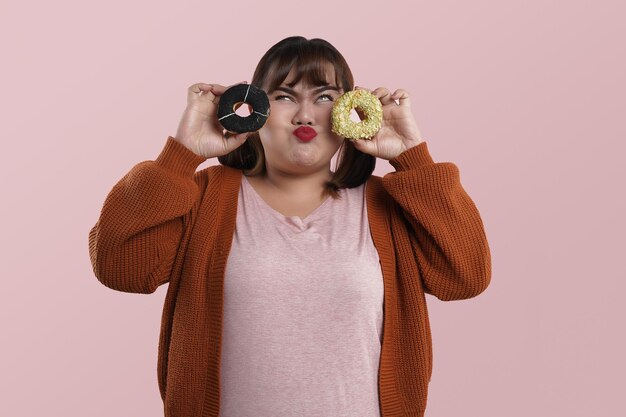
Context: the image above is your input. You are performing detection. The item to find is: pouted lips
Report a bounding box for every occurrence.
[293,126,317,142]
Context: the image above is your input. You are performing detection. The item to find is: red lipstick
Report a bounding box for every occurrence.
[293,126,317,142]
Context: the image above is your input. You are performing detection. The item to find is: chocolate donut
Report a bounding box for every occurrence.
[331,89,383,140]
[217,83,270,133]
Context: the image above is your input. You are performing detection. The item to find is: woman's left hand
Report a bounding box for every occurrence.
[350,86,425,160]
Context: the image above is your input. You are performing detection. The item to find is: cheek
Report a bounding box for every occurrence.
[268,102,292,119]
[320,106,336,126]
[259,107,283,134]
[258,111,286,145]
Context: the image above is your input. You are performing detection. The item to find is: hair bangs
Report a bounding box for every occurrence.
[256,40,351,94]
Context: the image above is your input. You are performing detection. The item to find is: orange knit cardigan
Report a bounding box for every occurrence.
[88,136,491,417]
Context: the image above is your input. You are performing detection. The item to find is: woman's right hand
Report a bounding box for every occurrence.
[174,82,252,158]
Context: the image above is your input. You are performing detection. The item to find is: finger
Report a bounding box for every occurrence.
[391,89,411,107]
[226,131,251,144]
[207,83,228,96]
[356,86,393,107]
[213,81,249,97]
[372,87,390,99]
[189,83,213,94]
[351,138,376,155]
[234,131,251,141]
[372,87,394,105]
[189,83,216,100]
[229,80,248,87]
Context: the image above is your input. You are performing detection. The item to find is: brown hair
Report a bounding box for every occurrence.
[217,36,376,199]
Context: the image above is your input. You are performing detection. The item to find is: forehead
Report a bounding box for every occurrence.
[281,61,337,88]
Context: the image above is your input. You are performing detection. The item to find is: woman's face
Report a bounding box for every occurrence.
[257,64,345,176]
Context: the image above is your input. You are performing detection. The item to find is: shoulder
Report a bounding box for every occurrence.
[363,174,396,213]
[364,174,389,198]
[367,173,383,185]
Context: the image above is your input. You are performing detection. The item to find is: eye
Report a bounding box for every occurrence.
[317,94,334,102]
[274,94,293,102]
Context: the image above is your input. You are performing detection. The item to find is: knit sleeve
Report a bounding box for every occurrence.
[382,142,492,301]
[88,136,208,294]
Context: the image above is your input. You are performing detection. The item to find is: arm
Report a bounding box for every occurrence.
[382,141,492,301]
[88,136,208,294]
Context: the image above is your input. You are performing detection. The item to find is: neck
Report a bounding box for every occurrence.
[261,165,333,200]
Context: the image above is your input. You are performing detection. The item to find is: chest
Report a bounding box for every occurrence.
[244,176,330,219]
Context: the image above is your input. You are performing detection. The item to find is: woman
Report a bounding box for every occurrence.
[88,36,492,417]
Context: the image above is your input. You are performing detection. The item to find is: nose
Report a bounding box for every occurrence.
[292,101,314,125]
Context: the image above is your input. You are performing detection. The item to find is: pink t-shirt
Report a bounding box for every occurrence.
[219,175,384,417]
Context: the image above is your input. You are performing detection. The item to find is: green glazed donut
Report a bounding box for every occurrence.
[331,89,383,140]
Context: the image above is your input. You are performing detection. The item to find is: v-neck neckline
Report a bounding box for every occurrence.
[242,175,334,223]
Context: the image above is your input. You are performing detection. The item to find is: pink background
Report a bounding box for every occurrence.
[2,0,624,416]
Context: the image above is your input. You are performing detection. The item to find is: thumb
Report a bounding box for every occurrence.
[228,131,251,148]
[233,131,251,141]
[224,131,250,140]
[352,138,374,155]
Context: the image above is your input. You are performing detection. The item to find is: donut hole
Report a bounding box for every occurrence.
[233,102,252,117]
[349,108,362,122]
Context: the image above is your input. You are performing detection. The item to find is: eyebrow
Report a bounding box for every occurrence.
[273,85,340,96]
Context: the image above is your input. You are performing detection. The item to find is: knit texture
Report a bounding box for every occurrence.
[88,136,492,417]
